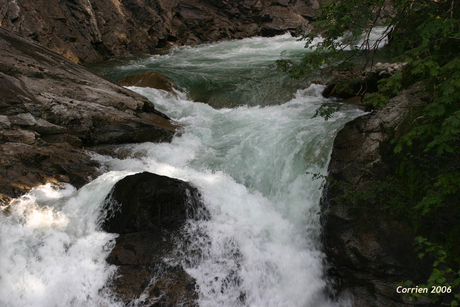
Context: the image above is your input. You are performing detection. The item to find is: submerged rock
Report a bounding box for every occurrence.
[321,84,432,306]
[0,27,177,205]
[100,172,209,306]
[118,71,179,94]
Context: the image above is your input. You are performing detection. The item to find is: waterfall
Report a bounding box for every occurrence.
[0,34,366,307]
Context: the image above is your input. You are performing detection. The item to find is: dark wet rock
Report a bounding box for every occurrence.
[101,172,209,306]
[0,27,177,205]
[0,0,319,64]
[321,62,408,102]
[0,142,99,204]
[321,84,432,306]
[100,172,207,233]
[118,71,179,94]
[322,71,380,101]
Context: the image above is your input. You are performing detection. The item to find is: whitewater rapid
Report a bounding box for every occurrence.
[0,34,366,307]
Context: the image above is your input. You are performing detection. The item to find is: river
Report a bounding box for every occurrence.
[0,34,367,307]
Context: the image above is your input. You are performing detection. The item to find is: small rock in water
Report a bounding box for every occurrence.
[118,71,179,95]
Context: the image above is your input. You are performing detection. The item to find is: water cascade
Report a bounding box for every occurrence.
[0,34,367,307]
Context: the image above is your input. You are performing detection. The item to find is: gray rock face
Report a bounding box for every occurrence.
[100,172,209,306]
[321,84,433,306]
[0,27,177,204]
[0,0,319,64]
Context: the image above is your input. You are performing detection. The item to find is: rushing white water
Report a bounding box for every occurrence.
[0,35,366,307]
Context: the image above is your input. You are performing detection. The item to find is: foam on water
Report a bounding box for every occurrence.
[95,83,364,306]
[0,175,128,307]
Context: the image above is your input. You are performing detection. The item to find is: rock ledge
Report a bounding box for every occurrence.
[0,27,177,205]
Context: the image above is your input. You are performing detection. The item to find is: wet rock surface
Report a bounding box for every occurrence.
[101,172,209,306]
[0,27,177,205]
[118,71,179,94]
[0,0,319,64]
[101,172,207,234]
[321,62,408,104]
[321,84,432,306]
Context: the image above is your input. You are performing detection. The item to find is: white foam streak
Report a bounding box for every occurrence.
[0,179,126,307]
[307,26,389,50]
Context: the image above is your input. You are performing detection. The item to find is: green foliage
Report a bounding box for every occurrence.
[277,0,394,78]
[290,0,460,304]
[312,104,341,121]
[402,237,460,306]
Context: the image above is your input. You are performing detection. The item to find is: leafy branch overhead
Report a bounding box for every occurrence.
[286,0,460,305]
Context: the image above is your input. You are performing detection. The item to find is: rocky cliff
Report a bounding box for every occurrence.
[0,27,176,205]
[321,84,433,306]
[1,0,318,64]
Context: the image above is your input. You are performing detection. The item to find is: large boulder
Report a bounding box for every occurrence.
[321,84,432,306]
[0,0,319,64]
[0,27,177,205]
[100,172,207,233]
[100,172,209,306]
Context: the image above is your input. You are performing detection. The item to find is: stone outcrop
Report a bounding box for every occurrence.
[0,27,177,205]
[0,0,319,64]
[321,84,433,306]
[100,171,209,306]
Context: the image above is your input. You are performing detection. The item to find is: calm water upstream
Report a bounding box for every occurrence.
[0,34,368,307]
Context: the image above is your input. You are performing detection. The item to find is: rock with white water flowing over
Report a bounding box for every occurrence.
[321,62,409,104]
[118,71,179,95]
[100,171,209,306]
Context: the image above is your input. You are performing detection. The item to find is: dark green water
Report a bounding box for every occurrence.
[88,34,312,108]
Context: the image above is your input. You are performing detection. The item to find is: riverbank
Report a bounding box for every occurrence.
[320,81,434,307]
[0,27,176,205]
[1,0,318,64]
